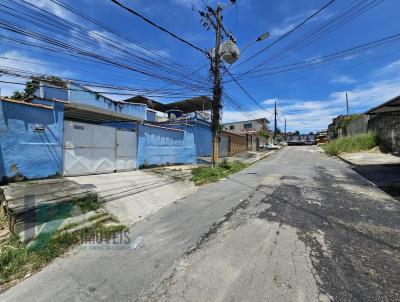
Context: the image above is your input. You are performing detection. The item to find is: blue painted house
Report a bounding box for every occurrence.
[0,80,212,183]
[0,98,64,182]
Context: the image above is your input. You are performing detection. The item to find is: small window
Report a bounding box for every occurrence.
[95,94,100,100]
[230,125,234,130]
[243,123,252,129]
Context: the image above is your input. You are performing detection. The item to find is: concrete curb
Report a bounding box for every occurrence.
[336,155,383,190]
[336,155,360,168]
[246,148,281,165]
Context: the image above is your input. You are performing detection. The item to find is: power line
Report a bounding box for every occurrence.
[224,32,400,81]
[110,0,208,55]
[235,0,383,78]
[0,0,212,94]
[45,0,197,73]
[232,0,337,69]
[222,64,271,114]
[0,79,206,99]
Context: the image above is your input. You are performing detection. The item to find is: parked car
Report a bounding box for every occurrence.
[266,144,280,150]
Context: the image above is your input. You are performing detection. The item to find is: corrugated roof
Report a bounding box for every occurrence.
[366,95,400,115]
[124,95,212,113]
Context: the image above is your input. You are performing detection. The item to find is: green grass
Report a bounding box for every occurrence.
[191,160,248,185]
[72,194,101,213]
[0,223,126,286]
[87,212,109,222]
[323,133,379,156]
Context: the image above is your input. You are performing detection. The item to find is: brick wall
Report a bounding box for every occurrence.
[221,131,247,156]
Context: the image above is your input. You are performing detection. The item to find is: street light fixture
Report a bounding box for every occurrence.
[241,32,270,54]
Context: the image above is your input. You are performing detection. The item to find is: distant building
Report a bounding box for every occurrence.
[287,133,316,145]
[222,118,271,151]
[222,118,270,134]
[316,129,328,144]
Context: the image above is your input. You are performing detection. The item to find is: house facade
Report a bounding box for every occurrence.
[222,118,269,134]
[0,80,212,183]
[222,118,271,151]
[287,133,316,145]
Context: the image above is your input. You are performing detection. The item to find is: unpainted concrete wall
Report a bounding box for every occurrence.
[368,115,400,153]
[137,124,196,167]
[346,115,369,137]
[0,100,64,183]
[219,135,229,157]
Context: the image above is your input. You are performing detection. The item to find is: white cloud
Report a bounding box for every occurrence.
[86,30,170,58]
[223,60,400,133]
[331,75,357,84]
[24,0,71,19]
[262,98,279,105]
[171,0,204,8]
[0,51,69,97]
[222,109,273,124]
[270,9,333,37]
[374,59,400,77]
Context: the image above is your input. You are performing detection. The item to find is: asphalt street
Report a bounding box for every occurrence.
[2,146,399,302]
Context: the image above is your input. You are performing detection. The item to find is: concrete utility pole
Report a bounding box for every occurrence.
[284,117,287,142]
[199,0,268,166]
[346,93,349,116]
[201,3,234,167]
[274,100,277,142]
[210,5,222,167]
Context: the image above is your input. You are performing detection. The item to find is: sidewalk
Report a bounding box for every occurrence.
[198,149,277,165]
[338,151,400,167]
[338,150,400,198]
[68,170,197,226]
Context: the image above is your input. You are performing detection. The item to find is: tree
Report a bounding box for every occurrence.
[10,76,65,100]
[294,130,300,135]
[257,130,270,139]
[11,91,23,100]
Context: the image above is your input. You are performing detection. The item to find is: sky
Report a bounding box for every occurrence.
[0,0,400,133]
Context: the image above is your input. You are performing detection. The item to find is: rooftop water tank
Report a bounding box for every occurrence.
[167,109,183,122]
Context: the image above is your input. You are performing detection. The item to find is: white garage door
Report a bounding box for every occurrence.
[63,121,137,176]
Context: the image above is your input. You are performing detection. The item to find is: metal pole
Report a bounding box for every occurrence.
[346,93,349,116]
[211,6,222,167]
